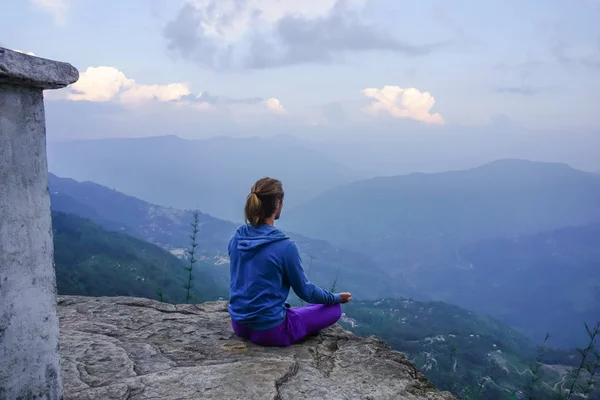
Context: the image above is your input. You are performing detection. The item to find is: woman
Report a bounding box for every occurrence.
[228,177,352,347]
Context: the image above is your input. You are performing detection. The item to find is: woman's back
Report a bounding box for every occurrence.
[228,224,292,330]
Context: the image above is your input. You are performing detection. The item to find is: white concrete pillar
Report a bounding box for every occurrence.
[0,48,78,400]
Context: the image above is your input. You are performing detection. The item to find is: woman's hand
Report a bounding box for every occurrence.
[339,292,352,303]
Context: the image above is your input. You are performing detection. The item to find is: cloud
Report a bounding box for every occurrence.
[183,0,350,43]
[120,83,191,103]
[185,92,264,105]
[182,93,285,115]
[495,86,544,96]
[265,98,286,113]
[31,0,69,26]
[66,66,191,104]
[361,86,444,125]
[68,67,135,102]
[552,40,600,70]
[55,66,285,118]
[491,60,545,79]
[492,60,544,71]
[164,0,445,70]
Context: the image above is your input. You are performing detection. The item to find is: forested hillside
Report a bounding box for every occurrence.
[52,212,227,303]
[342,299,599,400]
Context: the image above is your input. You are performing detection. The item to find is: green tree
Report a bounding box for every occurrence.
[184,212,200,304]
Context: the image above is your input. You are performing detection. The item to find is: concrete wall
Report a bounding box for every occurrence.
[0,48,78,400]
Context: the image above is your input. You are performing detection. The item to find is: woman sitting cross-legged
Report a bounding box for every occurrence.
[228,177,352,347]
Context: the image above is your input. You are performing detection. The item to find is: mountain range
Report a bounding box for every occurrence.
[48,173,393,300]
[282,159,600,247]
[281,159,600,347]
[47,135,361,222]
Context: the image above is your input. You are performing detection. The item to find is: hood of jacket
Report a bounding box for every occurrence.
[232,224,289,258]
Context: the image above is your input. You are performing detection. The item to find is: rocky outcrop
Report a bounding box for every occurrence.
[58,296,455,400]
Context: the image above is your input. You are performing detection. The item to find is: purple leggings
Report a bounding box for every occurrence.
[231,304,342,347]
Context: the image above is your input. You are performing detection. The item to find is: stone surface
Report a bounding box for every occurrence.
[0,83,62,400]
[58,296,455,400]
[0,47,78,89]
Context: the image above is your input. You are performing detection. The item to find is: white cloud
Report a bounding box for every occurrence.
[120,83,191,104]
[361,86,444,125]
[67,66,190,104]
[69,67,135,102]
[31,0,69,26]
[59,65,284,118]
[13,49,36,56]
[265,98,286,114]
[191,101,217,112]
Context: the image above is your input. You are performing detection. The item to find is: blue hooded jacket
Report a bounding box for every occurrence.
[228,224,342,330]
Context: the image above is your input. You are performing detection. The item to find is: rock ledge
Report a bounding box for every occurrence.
[59,296,455,400]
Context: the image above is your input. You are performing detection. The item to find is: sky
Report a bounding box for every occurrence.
[2,0,600,144]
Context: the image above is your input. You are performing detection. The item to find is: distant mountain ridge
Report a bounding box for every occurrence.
[281,159,600,273]
[281,159,600,346]
[49,173,231,253]
[47,135,362,222]
[48,173,394,300]
[282,159,600,245]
